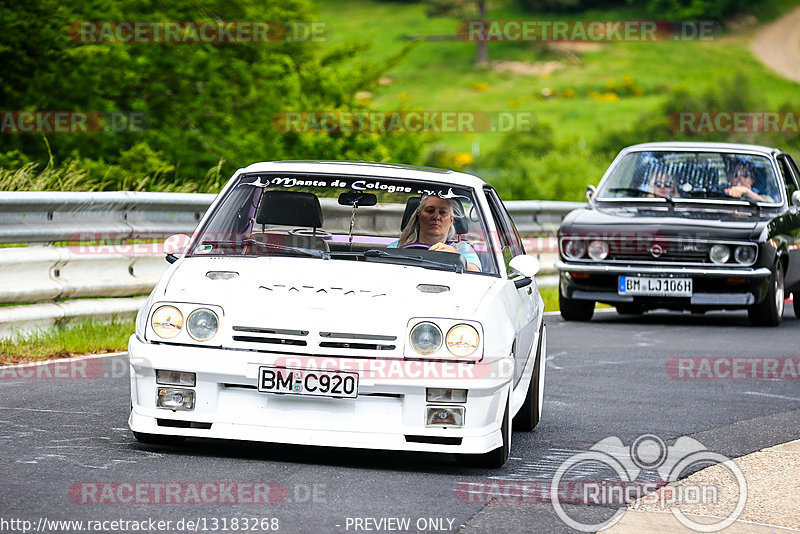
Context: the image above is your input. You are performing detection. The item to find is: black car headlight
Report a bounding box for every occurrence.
[734,245,756,265]
[563,237,586,259]
[587,239,609,261]
[709,244,730,264]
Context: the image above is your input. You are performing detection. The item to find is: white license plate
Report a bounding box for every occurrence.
[618,276,692,297]
[258,366,358,398]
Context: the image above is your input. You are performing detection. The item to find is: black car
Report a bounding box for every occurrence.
[557,142,800,326]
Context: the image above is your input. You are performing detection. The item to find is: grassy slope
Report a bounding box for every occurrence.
[316,0,800,157]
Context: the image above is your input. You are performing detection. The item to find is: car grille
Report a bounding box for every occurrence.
[231,326,397,353]
[562,237,757,266]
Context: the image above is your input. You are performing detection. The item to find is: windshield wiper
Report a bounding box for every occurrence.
[199,239,329,259]
[363,248,464,273]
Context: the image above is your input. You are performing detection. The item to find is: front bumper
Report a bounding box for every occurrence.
[128,335,512,454]
[557,260,772,309]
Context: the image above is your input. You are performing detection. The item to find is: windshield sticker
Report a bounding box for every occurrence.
[242,175,464,197]
[196,244,213,254]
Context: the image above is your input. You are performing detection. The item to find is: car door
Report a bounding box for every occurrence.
[777,154,800,291]
[484,186,538,388]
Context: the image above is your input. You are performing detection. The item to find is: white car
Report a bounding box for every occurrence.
[128,161,546,467]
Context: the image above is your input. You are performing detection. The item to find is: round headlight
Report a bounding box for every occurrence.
[410,322,443,355]
[563,238,586,259]
[152,305,183,338]
[187,308,219,341]
[587,239,609,261]
[734,245,756,265]
[709,244,731,264]
[446,324,479,357]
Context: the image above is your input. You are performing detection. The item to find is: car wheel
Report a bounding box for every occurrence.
[615,303,643,315]
[513,331,544,432]
[559,289,594,321]
[133,431,186,446]
[458,399,510,468]
[748,263,784,326]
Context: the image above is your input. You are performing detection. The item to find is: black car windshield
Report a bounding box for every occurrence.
[187,173,498,275]
[596,151,782,205]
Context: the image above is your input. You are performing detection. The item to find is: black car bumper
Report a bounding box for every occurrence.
[556,261,772,310]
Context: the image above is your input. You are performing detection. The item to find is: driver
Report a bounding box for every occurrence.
[389,195,481,272]
[725,163,774,202]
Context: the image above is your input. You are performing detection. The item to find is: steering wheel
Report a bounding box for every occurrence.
[401,242,431,250]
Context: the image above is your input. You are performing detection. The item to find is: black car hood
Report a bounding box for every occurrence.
[561,203,773,241]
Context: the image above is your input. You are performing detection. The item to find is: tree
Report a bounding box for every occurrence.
[426,0,491,66]
[0,0,425,185]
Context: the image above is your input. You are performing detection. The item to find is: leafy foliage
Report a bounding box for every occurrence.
[0,0,425,189]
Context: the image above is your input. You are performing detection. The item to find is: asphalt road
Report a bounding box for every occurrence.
[2,307,800,534]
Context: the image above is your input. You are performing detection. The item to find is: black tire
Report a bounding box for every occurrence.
[559,289,594,321]
[133,431,186,446]
[513,333,544,432]
[458,400,510,468]
[794,292,800,319]
[615,303,643,315]
[748,264,784,326]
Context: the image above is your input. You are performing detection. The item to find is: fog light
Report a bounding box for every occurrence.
[427,388,468,403]
[157,388,195,411]
[426,406,464,427]
[156,370,196,387]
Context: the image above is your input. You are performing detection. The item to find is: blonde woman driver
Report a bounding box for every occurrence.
[388,195,481,272]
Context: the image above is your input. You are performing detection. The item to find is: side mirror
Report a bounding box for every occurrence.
[792,190,800,208]
[585,185,596,202]
[163,234,190,264]
[509,254,540,278]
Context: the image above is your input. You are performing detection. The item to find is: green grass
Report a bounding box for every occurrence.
[316,0,800,157]
[538,284,611,313]
[0,319,133,365]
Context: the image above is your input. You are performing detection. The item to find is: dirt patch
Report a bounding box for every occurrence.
[749,6,800,83]
[491,60,564,76]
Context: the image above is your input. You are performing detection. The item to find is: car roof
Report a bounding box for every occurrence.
[621,141,782,157]
[235,160,487,189]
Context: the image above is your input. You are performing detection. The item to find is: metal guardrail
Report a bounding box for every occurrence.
[0,192,584,337]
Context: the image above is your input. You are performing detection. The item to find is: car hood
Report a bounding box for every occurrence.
[561,204,772,240]
[160,256,496,325]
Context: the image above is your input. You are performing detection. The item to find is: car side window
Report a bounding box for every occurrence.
[779,155,800,198]
[484,187,525,274]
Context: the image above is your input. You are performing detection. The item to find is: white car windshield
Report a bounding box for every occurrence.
[596,151,782,205]
[188,173,498,275]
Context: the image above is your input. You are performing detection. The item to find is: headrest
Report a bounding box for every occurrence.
[256,191,323,228]
[400,196,468,234]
